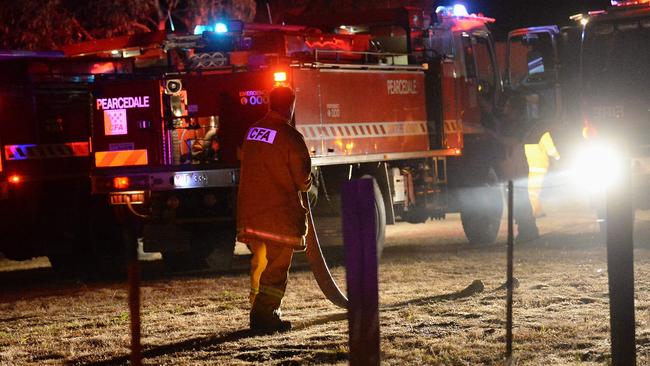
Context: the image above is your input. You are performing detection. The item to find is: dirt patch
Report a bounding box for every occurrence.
[1,208,650,365]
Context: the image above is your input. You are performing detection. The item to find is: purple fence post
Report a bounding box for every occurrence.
[342,179,380,366]
[606,161,636,366]
[122,224,142,366]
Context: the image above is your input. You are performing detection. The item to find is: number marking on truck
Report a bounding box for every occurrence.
[174,172,209,188]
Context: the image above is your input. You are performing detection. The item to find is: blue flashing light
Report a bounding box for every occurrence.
[435,4,470,17]
[193,24,214,35]
[215,22,228,33]
[452,4,469,17]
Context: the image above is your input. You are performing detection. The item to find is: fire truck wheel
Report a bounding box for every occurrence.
[362,175,386,259]
[459,169,503,245]
[402,206,429,224]
[162,224,235,271]
[48,227,127,278]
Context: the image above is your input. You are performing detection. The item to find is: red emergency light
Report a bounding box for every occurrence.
[582,120,599,139]
[8,174,21,184]
[113,176,130,190]
[274,71,287,82]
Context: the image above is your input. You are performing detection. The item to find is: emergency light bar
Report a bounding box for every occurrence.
[435,4,469,17]
[215,22,228,33]
[193,20,244,35]
[434,4,495,22]
[193,25,213,35]
[611,0,650,6]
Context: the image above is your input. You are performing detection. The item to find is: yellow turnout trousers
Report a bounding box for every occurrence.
[249,241,294,305]
[524,131,560,217]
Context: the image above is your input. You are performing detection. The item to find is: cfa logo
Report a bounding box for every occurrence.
[247,127,277,144]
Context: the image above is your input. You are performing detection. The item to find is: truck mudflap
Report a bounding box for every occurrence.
[91,167,239,195]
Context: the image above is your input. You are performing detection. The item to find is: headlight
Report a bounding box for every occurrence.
[570,142,624,192]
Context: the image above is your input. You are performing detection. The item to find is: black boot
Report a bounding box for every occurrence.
[250,293,291,333]
[516,223,539,243]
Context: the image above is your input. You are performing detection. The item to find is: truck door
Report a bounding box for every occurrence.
[458,30,501,134]
[506,26,561,140]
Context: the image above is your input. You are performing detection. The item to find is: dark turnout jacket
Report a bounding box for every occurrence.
[236,111,312,249]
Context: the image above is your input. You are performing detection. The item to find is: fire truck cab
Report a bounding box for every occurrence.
[508,1,650,210]
[60,5,507,271]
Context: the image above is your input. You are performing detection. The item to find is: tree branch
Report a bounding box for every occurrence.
[131,22,153,33]
[69,16,95,41]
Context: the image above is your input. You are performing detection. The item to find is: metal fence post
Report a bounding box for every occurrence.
[342,179,380,366]
[606,161,636,366]
[124,224,142,366]
[506,180,514,361]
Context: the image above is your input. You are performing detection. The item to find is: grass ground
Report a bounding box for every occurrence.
[1,204,650,365]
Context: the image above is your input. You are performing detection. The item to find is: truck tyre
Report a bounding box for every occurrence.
[459,168,503,245]
[402,205,429,224]
[48,218,128,278]
[362,175,386,259]
[162,223,235,271]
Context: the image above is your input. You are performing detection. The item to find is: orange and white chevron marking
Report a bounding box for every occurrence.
[443,119,462,133]
[297,121,428,141]
[95,149,148,168]
[4,142,89,161]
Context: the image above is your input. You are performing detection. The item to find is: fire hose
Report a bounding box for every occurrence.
[302,192,348,309]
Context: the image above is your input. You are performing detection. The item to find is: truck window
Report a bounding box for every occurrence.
[425,28,454,58]
[582,19,650,98]
[508,32,554,86]
[461,33,476,79]
[473,35,497,94]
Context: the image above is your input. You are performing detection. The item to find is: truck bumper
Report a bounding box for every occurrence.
[91,167,239,195]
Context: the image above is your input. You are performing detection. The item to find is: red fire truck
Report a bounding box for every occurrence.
[80,5,504,269]
[0,52,135,271]
[4,5,505,271]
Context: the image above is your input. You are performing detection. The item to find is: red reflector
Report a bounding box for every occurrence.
[274,71,287,82]
[8,174,20,184]
[113,176,130,189]
[582,120,598,139]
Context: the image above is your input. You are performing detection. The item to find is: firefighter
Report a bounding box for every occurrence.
[496,94,540,242]
[236,86,312,332]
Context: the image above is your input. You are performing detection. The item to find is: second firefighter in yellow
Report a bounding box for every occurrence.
[237,87,312,332]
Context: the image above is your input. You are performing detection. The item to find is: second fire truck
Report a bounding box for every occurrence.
[505,0,650,222]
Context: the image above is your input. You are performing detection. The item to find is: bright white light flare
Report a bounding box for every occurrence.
[571,142,623,192]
